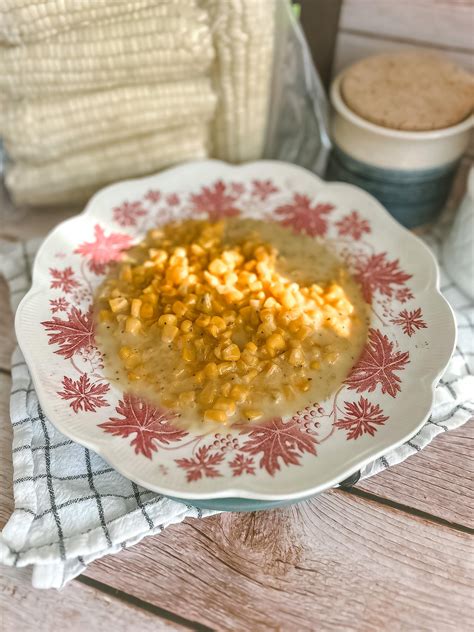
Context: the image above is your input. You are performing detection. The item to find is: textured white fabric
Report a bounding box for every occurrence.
[0,228,472,589]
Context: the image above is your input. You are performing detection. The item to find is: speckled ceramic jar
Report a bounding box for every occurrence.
[327,71,473,228]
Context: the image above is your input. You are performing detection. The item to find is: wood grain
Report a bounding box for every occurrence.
[0,566,186,631]
[0,374,14,530]
[0,279,14,372]
[358,421,474,528]
[333,32,474,76]
[339,0,474,52]
[84,489,473,631]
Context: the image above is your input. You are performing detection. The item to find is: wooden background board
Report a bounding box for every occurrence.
[333,0,474,74]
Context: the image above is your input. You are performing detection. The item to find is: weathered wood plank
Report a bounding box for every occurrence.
[0,279,14,372]
[333,32,474,76]
[84,490,472,631]
[340,0,474,52]
[1,566,187,631]
[358,421,474,528]
[0,374,14,529]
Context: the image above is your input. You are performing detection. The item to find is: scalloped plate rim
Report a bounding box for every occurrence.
[15,159,456,501]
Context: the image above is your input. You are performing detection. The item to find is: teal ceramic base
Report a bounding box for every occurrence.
[167,495,314,512]
[326,145,458,229]
[167,472,361,511]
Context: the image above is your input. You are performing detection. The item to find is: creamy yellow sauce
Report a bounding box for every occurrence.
[95,219,369,431]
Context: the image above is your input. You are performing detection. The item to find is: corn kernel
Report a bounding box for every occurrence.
[244,341,258,353]
[221,344,241,361]
[124,353,141,369]
[230,384,249,402]
[172,300,187,318]
[140,303,154,319]
[127,371,142,381]
[204,362,218,379]
[204,409,228,423]
[210,315,226,332]
[99,309,113,323]
[196,314,211,328]
[281,291,297,309]
[296,378,310,392]
[162,323,179,343]
[182,345,196,362]
[325,351,340,365]
[243,369,258,383]
[194,370,205,384]
[109,297,128,313]
[266,333,286,355]
[199,383,217,406]
[288,347,305,367]
[214,398,236,416]
[217,361,236,375]
[209,259,228,275]
[179,391,196,407]
[207,324,219,338]
[120,264,133,283]
[180,319,193,333]
[221,382,232,397]
[243,409,263,422]
[125,317,141,335]
[131,298,142,318]
[119,346,132,360]
[158,314,177,327]
[263,362,280,378]
[241,350,258,367]
[310,360,320,370]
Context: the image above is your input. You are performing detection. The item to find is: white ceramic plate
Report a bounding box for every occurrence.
[15,160,456,500]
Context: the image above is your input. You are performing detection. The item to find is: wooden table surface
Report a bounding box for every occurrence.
[1,161,473,631]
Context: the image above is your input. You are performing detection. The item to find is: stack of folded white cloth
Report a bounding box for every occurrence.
[0,0,275,206]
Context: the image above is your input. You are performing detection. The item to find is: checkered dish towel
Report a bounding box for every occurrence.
[0,228,473,589]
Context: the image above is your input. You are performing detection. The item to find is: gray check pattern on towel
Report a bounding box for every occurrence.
[0,230,472,589]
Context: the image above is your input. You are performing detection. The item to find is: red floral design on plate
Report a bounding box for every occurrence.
[335,397,388,440]
[352,252,412,304]
[74,224,133,274]
[189,180,240,220]
[391,308,427,336]
[165,193,180,206]
[336,211,371,240]
[59,374,110,413]
[229,453,256,477]
[396,288,414,304]
[176,445,224,482]
[240,417,317,476]
[113,201,146,227]
[230,182,245,196]
[346,328,410,398]
[50,297,69,313]
[49,267,79,293]
[251,179,279,200]
[42,306,95,358]
[145,189,161,203]
[99,394,187,459]
[275,194,334,237]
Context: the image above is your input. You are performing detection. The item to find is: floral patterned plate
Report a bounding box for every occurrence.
[15,160,456,501]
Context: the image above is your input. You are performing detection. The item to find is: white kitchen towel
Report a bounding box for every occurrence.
[0,228,472,589]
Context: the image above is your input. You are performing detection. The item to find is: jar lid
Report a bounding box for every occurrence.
[341,52,474,132]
